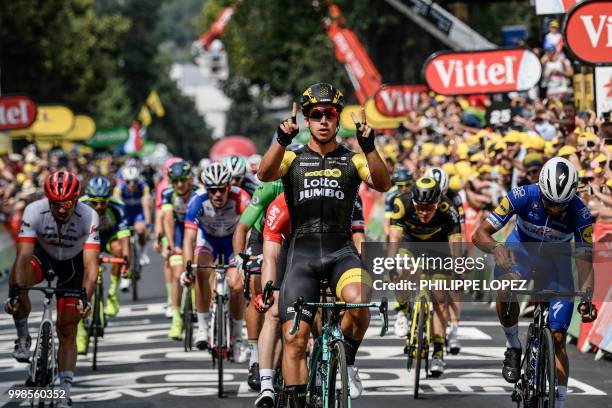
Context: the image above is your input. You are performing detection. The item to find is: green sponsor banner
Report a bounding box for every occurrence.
[86,127,129,148]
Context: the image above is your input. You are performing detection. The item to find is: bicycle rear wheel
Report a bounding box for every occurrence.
[539,328,556,408]
[328,340,349,408]
[307,337,322,407]
[183,288,193,352]
[414,303,425,399]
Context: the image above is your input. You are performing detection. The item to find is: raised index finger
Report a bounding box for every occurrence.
[291,102,298,122]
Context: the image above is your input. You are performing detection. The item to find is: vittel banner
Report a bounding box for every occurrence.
[0,95,37,131]
[564,0,612,65]
[423,48,542,95]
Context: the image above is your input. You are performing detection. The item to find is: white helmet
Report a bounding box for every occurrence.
[223,155,247,178]
[202,163,231,188]
[425,167,449,193]
[538,157,578,204]
[198,158,211,171]
[122,166,140,182]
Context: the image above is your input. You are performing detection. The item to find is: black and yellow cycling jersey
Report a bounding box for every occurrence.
[280,144,370,237]
[445,188,465,225]
[390,192,461,242]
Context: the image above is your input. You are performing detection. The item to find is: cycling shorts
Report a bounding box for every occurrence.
[279,233,372,325]
[495,230,574,332]
[125,209,145,227]
[246,228,264,257]
[195,228,234,263]
[31,245,84,306]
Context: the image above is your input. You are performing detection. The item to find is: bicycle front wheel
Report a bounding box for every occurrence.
[183,288,193,352]
[539,328,556,408]
[328,340,349,408]
[414,302,426,399]
[216,295,224,398]
[92,285,102,370]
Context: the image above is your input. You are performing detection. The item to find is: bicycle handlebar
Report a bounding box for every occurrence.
[99,256,128,265]
[240,253,262,300]
[289,296,389,337]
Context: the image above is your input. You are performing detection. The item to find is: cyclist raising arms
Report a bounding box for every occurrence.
[5,171,100,406]
[258,83,390,406]
[182,163,251,361]
[162,161,200,340]
[76,176,131,353]
[473,157,597,408]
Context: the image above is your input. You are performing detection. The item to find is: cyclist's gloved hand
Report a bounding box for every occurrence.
[230,254,244,272]
[578,302,598,323]
[77,288,91,318]
[492,243,516,274]
[276,102,299,147]
[351,109,375,154]
[179,271,192,287]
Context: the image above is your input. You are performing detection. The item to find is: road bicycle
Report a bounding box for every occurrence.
[86,256,127,370]
[12,271,83,407]
[182,261,196,352]
[404,287,432,399]
[506,288,594,408]
[188,256,232,398]
[290,282,388,408]
[129,231,141,301]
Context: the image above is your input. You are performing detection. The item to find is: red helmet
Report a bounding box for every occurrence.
[44,171,81,202]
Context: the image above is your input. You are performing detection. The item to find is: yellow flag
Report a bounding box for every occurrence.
[146,90,165,117]
[139,106,152,127]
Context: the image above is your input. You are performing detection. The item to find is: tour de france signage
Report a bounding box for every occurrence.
[423,48,542,95]
[0,95,37,131]
[564,0,612,65]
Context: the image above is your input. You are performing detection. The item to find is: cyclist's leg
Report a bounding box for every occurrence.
[55,253,86,390]
[330,242,373,398]
[194,229,214,346]
[279,237,320,407]
[257,241,287,399]
[134,213,147,248]
[431,280,450,375]
[245,231,264,389]
[9,248,45,361]
[168,226,185,338]
[105,237,124,317]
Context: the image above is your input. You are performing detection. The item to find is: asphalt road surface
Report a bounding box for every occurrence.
[0,249,610,407]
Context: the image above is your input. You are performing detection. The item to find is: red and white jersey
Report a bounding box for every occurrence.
[18,198,100,260]
[184,186,250,237]
[263,193,291,244]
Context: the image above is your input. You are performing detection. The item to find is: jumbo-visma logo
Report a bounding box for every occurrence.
[304,168,342,177]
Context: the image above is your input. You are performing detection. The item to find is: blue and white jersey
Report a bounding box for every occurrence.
[486,184,593,245]
[184,186,250,237]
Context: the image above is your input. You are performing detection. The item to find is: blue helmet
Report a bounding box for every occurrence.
[168,161,192,181]
[86,176,112,198]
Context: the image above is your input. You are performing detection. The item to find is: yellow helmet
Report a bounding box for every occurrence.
[301,83,345,116]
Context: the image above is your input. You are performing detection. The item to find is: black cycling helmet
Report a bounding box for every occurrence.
[391,167,413,186]
[412,176,441,205]
[301,83,345,117]
[86,176,112,199]
[168,161,192,181]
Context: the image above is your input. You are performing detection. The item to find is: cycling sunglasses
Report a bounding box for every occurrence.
[414,202,438,212]
[88,197,110,204]
[126,179,138,185]
[50,199,77,210]
[308,107,339,121]
[171,176,191,184]
[208,187,227,194]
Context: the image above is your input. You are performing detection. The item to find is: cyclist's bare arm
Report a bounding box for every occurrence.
[83,248,100,298]
[142,195,152,226]
[352,232,365,254]
[153,210,163,251]
[261,240,281,287]
[182,227,197,268]
[472,220,500,253]
[362,150,391,192]
[232,222,249,256]
[162,207,175,252]
[12,242,35,288]
[258,142,287,181]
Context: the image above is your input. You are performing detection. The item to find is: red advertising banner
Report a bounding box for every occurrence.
[564,0,612,65]
[374,85,428,116]
[423,49,542,95]
[0,95,37,131]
